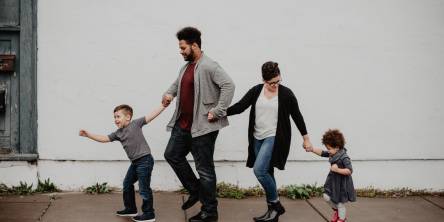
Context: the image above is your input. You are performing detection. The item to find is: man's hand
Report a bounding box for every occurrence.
[162,94,173,107]
[79,129,89,137]
[208,112,217,122]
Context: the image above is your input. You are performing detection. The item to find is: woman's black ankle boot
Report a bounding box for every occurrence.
[256,201,285,222]
[253,203,272,221]
[272,201,285,215]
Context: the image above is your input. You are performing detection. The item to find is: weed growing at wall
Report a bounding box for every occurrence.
[356,187,444,198]
[0,183,10,194]
[243,185,265,197]
[10,182,34,195]
[0,178,60,195]
[178,182,322,200]
[177,182,443,200]
[280,184,324,200]
[216,182,246,199]
[35,178,61,193]
[85,182,112,194]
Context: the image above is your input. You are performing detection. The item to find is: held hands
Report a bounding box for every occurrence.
[302,139,313,152]
[162,94,173,107]
[304,146,314,152]
[208,111,217,122]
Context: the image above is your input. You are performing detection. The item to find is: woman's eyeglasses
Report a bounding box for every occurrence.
[266,79,281,86]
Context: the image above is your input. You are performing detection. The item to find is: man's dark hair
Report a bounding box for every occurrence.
[261,61,281,81]
[114,104,133,118]
[322,129,346,149]
[176,27,202,48]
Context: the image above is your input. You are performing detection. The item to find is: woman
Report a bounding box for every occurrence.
[227,61,313,222]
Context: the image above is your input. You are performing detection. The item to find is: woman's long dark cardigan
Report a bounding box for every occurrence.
[227,84,308,170]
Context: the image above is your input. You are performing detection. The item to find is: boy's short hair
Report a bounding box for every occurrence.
[114,104,133,118]
[177,27,202,48]
[322,129,345,149]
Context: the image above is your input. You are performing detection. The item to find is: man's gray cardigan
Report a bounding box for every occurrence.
[165,53,235,137]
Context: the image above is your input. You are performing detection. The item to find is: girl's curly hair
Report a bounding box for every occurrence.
[322,129,346,149]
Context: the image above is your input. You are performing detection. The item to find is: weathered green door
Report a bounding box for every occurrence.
[0,33,19,154]
[0,0,37,159]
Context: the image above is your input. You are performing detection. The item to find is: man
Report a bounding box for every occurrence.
[163,27,235,222]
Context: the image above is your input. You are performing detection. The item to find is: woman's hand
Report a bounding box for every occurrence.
[208,111,217,122]
[304,145,314,152]
[302,135,313,151]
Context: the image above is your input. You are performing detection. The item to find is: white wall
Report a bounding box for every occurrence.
[0,162,38,187]
[4,0,444,190]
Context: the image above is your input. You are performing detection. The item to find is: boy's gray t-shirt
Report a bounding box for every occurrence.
[108,117,151,161]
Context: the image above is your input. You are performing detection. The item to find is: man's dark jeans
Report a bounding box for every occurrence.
[164,124,219,215]
[123,154,155,217]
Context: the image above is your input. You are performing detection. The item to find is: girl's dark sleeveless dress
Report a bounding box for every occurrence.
[322,149,357,204]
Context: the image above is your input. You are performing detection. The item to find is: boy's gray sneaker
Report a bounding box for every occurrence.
[116,209,138,217]
[132,213,155,222]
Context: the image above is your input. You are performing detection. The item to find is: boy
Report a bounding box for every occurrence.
[79,104,165,222]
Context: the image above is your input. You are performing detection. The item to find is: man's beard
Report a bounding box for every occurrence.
[184,50,195,62]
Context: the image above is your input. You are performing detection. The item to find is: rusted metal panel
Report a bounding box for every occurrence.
[0,54,16,72]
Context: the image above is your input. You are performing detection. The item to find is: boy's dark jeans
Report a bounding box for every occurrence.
[123,154,155,217]
[164,124,219,215]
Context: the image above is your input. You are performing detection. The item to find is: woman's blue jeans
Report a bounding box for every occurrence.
[253,136,278,202]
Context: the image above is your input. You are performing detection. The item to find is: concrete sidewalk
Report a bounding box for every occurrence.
[1,192,443,222]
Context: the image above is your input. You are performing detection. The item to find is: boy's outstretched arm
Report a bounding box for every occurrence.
[79,130,110,143]
[145,104,167,124]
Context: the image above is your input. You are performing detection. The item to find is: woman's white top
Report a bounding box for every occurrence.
[254,87,279,140]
